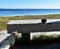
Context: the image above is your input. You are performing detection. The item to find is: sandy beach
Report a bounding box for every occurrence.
[0,30,10,49]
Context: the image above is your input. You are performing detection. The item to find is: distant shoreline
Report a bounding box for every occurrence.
[0,9,60,17]
[0,14,60,17]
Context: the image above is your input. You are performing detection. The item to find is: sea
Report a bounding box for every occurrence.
[0,9,60,16]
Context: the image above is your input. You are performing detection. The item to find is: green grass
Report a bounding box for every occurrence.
[13,35,60,45]
[14,35,60,41]
[0,14,60,31]
[32,35,60,40]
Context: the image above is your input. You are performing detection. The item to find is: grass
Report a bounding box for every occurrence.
[0,14,60,31]
[14,35,60,41]
[32,35,60,40]
[13,35,60,46]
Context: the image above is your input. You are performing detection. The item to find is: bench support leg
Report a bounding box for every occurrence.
[22,33,30,41]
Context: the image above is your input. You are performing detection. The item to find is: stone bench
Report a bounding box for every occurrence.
[7,19,60,40]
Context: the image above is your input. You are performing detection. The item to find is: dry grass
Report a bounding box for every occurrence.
[0,14,60,31]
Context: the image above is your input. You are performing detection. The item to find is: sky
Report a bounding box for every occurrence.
[0,0,60,9]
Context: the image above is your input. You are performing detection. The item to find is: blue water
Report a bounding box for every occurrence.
[0,9,60,16]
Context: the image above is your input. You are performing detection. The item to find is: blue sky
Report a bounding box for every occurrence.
[0,0,60,9]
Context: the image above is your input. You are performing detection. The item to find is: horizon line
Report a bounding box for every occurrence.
[0,8,60,9]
